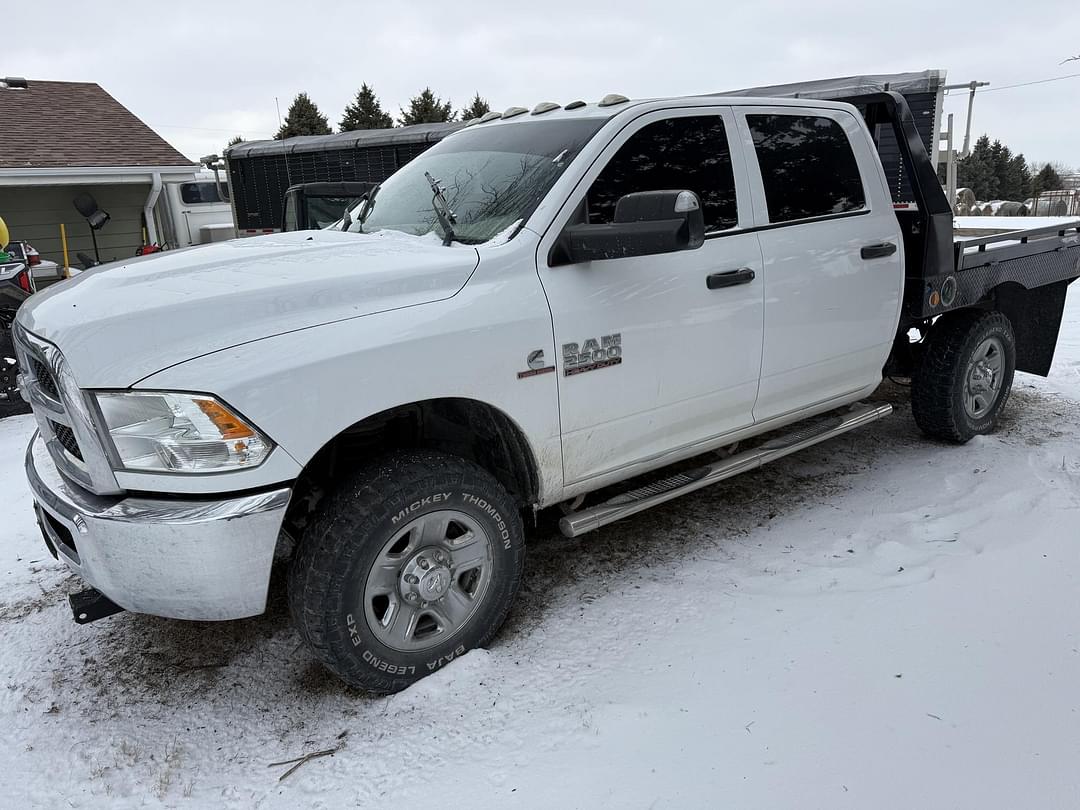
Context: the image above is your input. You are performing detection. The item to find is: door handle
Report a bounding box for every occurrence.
[860,242,897,260]
[706,267,756,290]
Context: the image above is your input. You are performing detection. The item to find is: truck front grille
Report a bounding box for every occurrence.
[13,324,120,495]
[30,357,60,401]
[50,421,84,461]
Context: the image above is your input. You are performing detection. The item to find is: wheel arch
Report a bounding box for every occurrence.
[284,397,542,535]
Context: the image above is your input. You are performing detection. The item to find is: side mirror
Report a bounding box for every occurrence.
[551,190,705,266]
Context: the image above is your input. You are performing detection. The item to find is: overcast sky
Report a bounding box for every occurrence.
[6,1,1080,168]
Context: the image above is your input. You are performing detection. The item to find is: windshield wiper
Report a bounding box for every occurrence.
[424,172,457,246]
[343,184,380,232]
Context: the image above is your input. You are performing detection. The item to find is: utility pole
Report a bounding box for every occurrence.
[943,80,990,158]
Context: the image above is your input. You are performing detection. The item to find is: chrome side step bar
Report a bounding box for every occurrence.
[558,402,892,538]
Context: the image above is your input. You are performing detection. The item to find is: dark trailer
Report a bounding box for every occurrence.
[225,122,461,235]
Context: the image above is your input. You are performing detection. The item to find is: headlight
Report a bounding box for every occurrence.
[93,391,272,473]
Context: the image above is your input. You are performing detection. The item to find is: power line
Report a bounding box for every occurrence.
[976,72,1080,93]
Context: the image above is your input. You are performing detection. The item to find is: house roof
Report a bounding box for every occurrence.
[0,79,195,170]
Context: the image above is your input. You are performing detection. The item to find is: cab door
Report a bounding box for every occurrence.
[734,107,904,421]
[537,108,765,485]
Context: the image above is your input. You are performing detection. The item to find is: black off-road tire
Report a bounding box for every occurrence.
[911,310,1016,443]
[288,450,525,694]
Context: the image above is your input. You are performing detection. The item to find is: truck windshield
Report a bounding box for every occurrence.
[341,118,604,245]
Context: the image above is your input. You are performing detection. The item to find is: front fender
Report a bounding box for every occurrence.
[138,242,564,503]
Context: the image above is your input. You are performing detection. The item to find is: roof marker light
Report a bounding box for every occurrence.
[564,100,586,110]
[598,94,629,107]
[531,102,561,115]
[502,106,528,119]
[478,111,502,123]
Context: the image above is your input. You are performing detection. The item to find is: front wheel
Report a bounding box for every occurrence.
[288,450,525,693]
[911,310,1016,443]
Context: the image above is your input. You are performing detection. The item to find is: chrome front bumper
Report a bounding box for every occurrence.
[26,431,291,621]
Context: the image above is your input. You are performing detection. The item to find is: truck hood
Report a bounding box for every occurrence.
[17,230,479,387]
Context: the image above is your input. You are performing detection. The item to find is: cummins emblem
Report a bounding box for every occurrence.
[562,334,622,376]
[527,349,546,369]
[517,349,556,379]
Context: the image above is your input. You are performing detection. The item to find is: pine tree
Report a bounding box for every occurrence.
[1005,154,1032,201]
[399,88,455,126]
[1031,163,1064,196]
[987,140,1013,199]
[458,93,491,122]
[224,135,244,154]
[958,135,1069,202]
[957,135,998,200]
[275,92,333,139]
[339,84,394,131]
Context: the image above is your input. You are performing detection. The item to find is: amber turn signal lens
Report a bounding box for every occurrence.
[195,398,255,440]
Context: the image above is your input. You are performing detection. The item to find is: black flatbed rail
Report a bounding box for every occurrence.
[942,220,1080,315]
[956,220,1080,268]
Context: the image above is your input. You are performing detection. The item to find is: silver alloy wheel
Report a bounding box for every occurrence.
[963,335,1005,419]
[363,509,493,652]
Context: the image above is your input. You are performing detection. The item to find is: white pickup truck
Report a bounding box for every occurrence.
[16,90,1080,693]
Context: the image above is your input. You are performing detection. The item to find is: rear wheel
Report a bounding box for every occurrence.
[911,310,1016,443]
[288,450,525,693]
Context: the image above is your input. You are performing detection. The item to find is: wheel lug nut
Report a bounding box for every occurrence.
[418,558,430,570]
[404,574,419,585]
[405,593,418,602]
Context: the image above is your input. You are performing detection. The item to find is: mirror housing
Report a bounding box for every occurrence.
[551,190,705,266]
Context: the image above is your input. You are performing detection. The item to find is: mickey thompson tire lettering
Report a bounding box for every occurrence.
[288,450,525,695]
[461,493,511,548]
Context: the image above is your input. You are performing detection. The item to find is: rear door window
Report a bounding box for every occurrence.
[747,114,866,223]
[587,115,738,233]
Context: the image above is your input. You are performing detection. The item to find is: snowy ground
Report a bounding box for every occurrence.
[3,294,1080,809]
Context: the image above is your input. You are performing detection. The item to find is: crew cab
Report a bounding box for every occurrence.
[16,90,1080,693]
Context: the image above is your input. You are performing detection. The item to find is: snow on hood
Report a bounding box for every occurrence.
[17,229,479,387]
